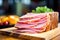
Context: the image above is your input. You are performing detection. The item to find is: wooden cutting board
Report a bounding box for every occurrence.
[0,23,60,40]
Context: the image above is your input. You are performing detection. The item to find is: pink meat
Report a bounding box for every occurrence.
[16,22,46,33]
[15,13,48,33]
[15,16,47,28]
[15,23,34,28]
[20,14,46,21]
[16,30,37,33]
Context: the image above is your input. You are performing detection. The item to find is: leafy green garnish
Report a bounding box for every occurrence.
[32,6,53,13]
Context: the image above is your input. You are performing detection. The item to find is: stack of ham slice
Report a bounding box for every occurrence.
[15,12,58,33]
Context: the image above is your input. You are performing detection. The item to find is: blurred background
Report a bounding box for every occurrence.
[0,0,60,20]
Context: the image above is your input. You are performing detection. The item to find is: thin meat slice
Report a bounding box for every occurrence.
[16,28,37,33]
[15,23,34,28]
[20,13,46,18]
[20,15,46,21]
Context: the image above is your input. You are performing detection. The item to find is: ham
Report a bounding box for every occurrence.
[15,12,58,33]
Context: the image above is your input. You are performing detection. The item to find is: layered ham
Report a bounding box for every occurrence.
[15,12,58,33]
